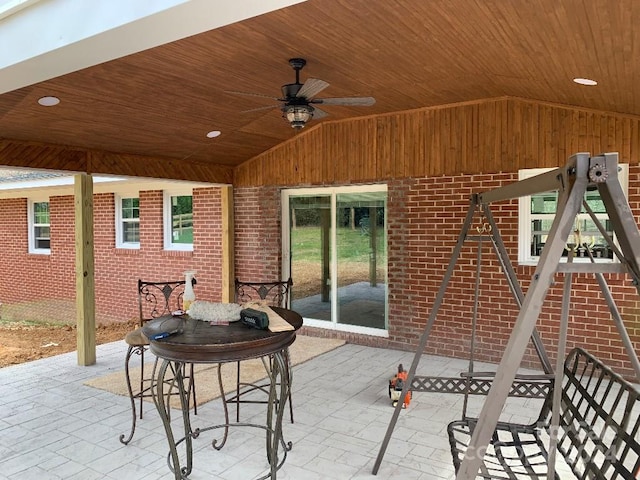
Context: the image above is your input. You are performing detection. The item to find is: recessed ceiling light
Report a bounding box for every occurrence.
[38,96,60,106]
[573,78,598,86]
[206,130,221,138]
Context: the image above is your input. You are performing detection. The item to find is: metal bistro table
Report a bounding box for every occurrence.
[142,307,303,480]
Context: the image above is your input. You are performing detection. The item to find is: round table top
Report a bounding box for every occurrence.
[142,306,303,363]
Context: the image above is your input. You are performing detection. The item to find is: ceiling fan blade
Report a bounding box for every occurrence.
[241,104,280,113]
[296,78,329,99]
[312,107,329,119]
[226,90,280,101]
[313,96,376,106]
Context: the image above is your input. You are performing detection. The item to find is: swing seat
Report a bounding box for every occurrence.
[447,348,640,479]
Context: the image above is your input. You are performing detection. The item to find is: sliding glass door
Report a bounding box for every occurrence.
[336,192,386,329]
[288,194,332,322]
[283,186,387,333]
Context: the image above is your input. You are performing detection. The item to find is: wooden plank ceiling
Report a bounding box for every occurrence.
[0,0,639,175]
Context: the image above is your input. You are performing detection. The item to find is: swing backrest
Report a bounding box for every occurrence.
[538,348,640,479]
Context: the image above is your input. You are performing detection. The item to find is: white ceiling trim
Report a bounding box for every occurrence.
[0,0,42,21]
[0,175,216,199]
[0,0,307,94]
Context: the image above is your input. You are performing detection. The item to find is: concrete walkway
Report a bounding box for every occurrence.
[0,339,543,479]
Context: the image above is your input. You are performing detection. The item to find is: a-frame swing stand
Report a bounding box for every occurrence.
[372,152,640,478]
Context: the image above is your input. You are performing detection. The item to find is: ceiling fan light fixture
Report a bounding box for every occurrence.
[283,104,314,129]
[231,58,375,129]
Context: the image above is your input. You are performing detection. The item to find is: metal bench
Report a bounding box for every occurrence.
[448,348,640,479]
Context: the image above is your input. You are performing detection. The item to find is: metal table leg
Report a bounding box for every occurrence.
[211,363,230,450]
[265,349,290,478]
[152,359,193,480]
[152,351,292,479]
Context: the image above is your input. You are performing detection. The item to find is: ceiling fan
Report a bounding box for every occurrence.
[227,58,376,129]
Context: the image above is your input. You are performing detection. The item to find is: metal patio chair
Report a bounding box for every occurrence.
[226,277,295,423]
[119,278,198,445]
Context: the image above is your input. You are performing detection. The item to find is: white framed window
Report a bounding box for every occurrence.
[28,198,50,254]
[163,189,193,251]
[115,195,140,249]
[518,164,628,264]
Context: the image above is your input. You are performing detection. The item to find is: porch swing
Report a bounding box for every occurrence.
[373,152,640,479]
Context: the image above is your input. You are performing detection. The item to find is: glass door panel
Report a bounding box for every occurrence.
[335,193,387,329]
[289,195,332,321]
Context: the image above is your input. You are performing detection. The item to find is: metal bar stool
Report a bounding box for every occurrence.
[119,278,198,445]
[226,277,294,423]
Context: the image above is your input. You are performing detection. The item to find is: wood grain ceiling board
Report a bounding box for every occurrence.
[0,0,639,175]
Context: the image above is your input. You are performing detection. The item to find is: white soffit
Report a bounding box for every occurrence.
[0,0,42,21]
[0,174,216,199]
[0,0,307,94]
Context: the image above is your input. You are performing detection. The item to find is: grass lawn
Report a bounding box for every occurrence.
[291,226,386,298]
[291,225,386,263]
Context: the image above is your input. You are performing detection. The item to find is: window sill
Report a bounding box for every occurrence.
[162,250,193,258]
[163,245,194,252]
[27,252,51,258]
[116,243,140,250]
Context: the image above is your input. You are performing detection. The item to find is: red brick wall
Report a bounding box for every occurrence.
[234,168,640,378]
[49,196,76,296]
[2,173,638,376]
[387,171,640,378]
[234,186,283,281]
[193,187,223,297]
[0,196,76,303]
[0,198,37,300]
[0,187,223,322]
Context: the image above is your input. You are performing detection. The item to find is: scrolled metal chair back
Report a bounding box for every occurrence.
[234,277,293,308]
[137,278,196,325]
